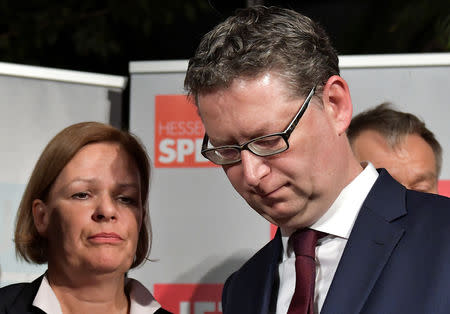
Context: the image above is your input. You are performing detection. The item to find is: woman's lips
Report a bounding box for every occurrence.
[88,232,123,244]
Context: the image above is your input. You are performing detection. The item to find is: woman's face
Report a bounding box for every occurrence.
[33,142,143,276]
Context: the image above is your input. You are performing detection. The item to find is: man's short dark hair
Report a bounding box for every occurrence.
[184,6,339,102]
[348,103,443,175]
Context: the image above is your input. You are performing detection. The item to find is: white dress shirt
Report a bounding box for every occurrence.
[276,163,379,314]
[33,274,162,314]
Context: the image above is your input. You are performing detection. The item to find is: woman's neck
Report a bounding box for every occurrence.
[47,269,129,314]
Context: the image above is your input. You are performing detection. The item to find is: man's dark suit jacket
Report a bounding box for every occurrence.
[222,169,450,314]
[0,275,172,314]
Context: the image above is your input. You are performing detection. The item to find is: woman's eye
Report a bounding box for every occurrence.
[118,196,137,205]
[72,192,89,200]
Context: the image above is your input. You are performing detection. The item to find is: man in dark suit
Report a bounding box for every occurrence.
[184,5,450,314]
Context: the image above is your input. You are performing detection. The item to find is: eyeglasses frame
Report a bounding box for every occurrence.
[201,86,316,165]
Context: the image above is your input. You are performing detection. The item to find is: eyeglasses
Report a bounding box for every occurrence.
[201,86,316,165]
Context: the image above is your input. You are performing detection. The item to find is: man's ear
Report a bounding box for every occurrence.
[321,75,353,135]
[32,199,50,237]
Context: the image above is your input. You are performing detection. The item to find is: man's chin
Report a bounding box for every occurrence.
[261,211,296,227]
[261,209,314,232]
[248,199,306,226]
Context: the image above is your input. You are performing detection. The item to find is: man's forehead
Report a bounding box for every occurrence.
[197,75,301,144]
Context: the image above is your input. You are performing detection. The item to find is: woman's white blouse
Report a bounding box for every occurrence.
[33,274,162,314]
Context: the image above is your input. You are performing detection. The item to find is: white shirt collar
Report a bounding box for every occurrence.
[311,162,379,239]
[126,277,162,313]
[33,274,162,314]
[280,162,379,257]
[33,274,62,314]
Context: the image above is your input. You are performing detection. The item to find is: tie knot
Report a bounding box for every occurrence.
[290,228,326,258]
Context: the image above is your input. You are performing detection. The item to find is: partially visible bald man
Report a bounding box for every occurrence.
[348,103,442,193]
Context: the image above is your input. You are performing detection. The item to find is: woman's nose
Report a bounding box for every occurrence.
[92,195,117,222]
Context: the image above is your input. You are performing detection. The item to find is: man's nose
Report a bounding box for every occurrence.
[92,194,117,222]
[240,150,270,188]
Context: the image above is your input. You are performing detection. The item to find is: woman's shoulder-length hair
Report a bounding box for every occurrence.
[15,121,151,268]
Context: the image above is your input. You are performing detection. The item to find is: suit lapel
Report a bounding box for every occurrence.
[321,170,407,314]
[6,275,44,314]
[225,229,282,314]
[155,308,173,314]
[260,229,282,314]
[249,229,282,314]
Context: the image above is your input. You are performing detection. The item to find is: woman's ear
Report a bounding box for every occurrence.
[32,199,50,237]
[321,75,353,136]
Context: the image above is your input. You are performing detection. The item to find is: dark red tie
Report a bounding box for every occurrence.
[287,229,326,314]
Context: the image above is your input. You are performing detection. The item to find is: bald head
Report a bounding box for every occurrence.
[352,129,438,193]
[348,104,441,193]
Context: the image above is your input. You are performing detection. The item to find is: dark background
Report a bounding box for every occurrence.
[1,0,449,76]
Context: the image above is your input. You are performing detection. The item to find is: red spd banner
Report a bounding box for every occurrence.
[155,95,216,168]
[270,224,277,239]
[439,180,450,197]
[154,284,223,314]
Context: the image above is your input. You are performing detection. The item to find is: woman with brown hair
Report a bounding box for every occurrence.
[0,122,171,313]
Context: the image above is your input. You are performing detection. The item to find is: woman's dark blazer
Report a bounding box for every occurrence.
[0,275,172,314]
